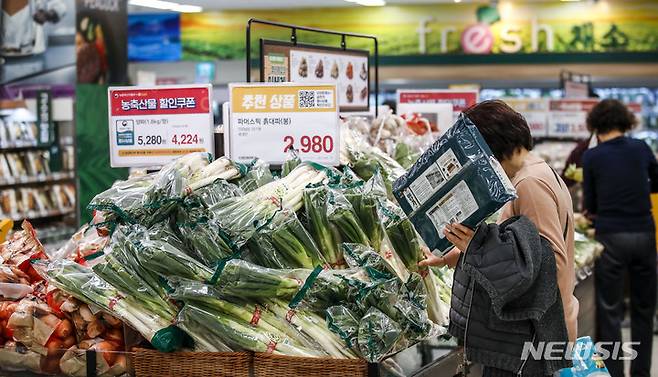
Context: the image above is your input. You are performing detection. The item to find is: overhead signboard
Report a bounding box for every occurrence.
[107,84,214,167]
[503,98,549,138]
[547,99,599,138]
[397,89,479,122]
[261,40,369,112]
[227,83,340,166]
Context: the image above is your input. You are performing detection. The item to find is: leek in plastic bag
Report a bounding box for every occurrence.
[236,159,274,193]
[327,189,370,247]
[178,304,324,357]
[169,279,325,354]
[213,259,303,300]
[303,186,343,268]
[357,307,402,362]
[326,305,361,352]
[246,209,325,269]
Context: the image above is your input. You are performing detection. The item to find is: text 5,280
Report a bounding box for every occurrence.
[283,135,333,153]
[137,135,164,145]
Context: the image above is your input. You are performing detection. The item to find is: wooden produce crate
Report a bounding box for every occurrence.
[253,353,376,377]
[133,348,251,377]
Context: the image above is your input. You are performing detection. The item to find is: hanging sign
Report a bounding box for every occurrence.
[107,84,214,167]
[261,40,369,112]
[547,99,599,138]
[396,89,479,122]
[36,90,54,146]
[227,83,339,166]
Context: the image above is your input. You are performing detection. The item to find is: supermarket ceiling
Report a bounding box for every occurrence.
[127,0,485,12]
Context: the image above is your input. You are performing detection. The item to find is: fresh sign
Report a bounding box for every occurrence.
[107,84,214,167]
[227,83,339,166]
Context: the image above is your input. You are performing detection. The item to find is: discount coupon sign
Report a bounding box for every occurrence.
[227,83,340,166]
[107,84,214,167]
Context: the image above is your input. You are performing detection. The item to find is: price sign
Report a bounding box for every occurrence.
[107,84,214,167]
[503,98,549,138]
[227,83,339,165]
[548,99,599,138]
[397,89,479,122]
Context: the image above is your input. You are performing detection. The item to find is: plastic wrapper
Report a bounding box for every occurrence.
[177,217,236,268]
[89,153,210,227]
[393,114,517,256]
[212,259,303,300]
[327,189,370,247]
[342,243,396,282]
[169,280,323,354]
[303,186,343,268]
[92,228,179,320]
[357,307,402,362]
[326,305,361,351]
[177,303,325,357]
[266,299,357,359]
[0,282,32,300]
[343,171,388,252]
[185,178,244,209]
[246,209,325,269]
[0,221,47,283]
[235,159,274,193]
[87,174,155,225]
[281,148,302,178]
[50,224,109,263]
[393,141,421,170]
[38,259,182,353]
[135,236,212,282]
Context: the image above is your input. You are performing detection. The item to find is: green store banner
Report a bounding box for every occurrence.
[75,85,129,225]
[181,0,658,60]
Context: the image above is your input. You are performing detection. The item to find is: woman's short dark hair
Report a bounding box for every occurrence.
[463,100,533,161]
[587,99,636,134]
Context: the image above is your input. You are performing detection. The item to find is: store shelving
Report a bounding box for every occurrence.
[0,98,77,242]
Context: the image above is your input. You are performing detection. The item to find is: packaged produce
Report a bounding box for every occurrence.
[392,114,517,256]
[246,209,325,269]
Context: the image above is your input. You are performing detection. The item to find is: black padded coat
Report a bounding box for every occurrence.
[449,216,572,377]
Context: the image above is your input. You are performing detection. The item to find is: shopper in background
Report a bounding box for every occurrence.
[582,99,657,377]
[420,100,578,376]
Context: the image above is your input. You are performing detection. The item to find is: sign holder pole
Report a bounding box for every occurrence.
[245,18,380,116]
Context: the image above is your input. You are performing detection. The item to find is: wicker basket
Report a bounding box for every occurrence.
[253,353,370,377]
[133,348,251,377]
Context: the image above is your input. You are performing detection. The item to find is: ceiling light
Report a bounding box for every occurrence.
[454,0,462,3]
[128,0,202,13]
[345,0,386,6]
[560,0,581,2]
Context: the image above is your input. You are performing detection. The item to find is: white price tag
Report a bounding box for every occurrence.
[227,83,340,166]
[107,84,214,167]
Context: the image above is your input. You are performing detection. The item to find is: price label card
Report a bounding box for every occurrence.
[227,83,339,166]
[107,84,214,167]
[397,89,479,122]
[548,99,599,138]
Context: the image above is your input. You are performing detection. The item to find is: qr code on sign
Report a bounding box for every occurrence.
[298,90,316,108]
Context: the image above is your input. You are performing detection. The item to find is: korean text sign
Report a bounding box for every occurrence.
[228,83,340,166]
[396,89,479,122]
[107,84,214,167]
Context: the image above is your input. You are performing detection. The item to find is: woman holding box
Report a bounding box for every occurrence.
[420,100,578,376]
